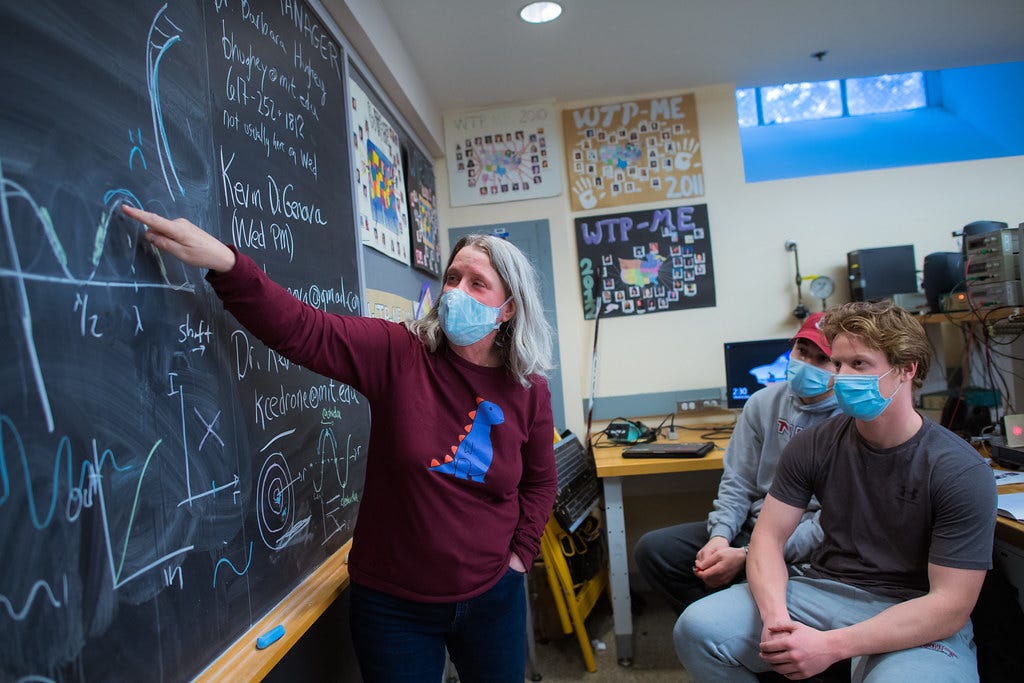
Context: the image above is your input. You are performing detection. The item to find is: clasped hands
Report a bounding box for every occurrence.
[758,620,839,680]
[692,536,746,588]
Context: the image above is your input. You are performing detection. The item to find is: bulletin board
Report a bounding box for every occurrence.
[365,288,419,323]
[444,101,564,207]
[575,204,716,320]
[404,144,442,277]
[563,93,704,211]
[350,77,411,264]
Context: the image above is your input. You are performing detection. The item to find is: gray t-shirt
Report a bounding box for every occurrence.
[770,415,996,600]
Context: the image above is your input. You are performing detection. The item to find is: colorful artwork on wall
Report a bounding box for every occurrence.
[444,101,563,207]
[404,145,442,277]
[365,288,417,322]
[563,93,704,212]
[574,204,715,320]
[350,77,410,264]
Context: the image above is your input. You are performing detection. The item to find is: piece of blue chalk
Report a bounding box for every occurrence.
[256,624,286,649]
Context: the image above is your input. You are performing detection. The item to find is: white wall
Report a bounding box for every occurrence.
[323,0,444,155]
[437,82,1024,437]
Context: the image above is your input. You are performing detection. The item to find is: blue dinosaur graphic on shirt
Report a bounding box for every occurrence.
[428,397,505,482]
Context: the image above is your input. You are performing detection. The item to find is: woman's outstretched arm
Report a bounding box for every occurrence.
[121,204,236,273]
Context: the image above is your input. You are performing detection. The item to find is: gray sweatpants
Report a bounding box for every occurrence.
[674,576,978,682]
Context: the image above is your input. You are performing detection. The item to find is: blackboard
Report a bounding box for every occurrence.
[0,1,369,681]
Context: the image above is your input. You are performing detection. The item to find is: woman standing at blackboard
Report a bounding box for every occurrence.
[122,205,557,682]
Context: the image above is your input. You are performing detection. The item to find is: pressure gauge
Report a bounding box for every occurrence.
[809,275,835,302]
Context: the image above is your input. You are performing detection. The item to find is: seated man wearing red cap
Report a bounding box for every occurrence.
[634,313,839,613]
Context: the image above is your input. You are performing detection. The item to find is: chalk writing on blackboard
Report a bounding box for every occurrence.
[0,1,368,681]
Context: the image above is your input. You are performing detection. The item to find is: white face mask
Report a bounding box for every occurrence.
[438,289,511,346]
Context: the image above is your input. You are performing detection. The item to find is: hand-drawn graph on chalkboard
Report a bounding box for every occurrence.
[563,93,704,211]
[444,101,564,207]
[350,77,411,265]
[0,2,368,681]
[574,204,716,320]
[405,145,442,277]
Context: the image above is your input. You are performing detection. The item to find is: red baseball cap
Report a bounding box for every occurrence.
[792,312,831,356]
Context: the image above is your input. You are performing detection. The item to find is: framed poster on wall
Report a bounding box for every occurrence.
[575,204,715,320]
[350,77,410,264]
[404,145,442,277]
[444,101,564,207]
[563,93,704,212]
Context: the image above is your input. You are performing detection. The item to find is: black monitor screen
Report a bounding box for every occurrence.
[723,338,793,409]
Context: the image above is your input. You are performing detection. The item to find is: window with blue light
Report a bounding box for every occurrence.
[737,71,928,127]
[734,61,1024,182]
[847,72,927,115]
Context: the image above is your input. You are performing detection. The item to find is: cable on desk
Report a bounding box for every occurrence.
[699,427,735,442]
[590,412,737,446]
[676,412,737,442]
[652,412,676,439]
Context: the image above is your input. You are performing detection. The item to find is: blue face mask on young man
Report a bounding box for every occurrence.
[786,358,834,398]
[438,288,511,347]
[833,368,901,421]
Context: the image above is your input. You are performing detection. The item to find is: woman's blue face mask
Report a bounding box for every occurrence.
[832,368,901,421]
[438,288,511,347]
[786,357,834,398]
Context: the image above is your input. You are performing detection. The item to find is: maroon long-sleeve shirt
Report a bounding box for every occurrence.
[208,249,556,601]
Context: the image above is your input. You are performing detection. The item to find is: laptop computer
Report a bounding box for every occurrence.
[621,441,715,458]
[552,432,602,533]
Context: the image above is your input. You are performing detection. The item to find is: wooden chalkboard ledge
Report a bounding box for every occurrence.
[195,540,352,682]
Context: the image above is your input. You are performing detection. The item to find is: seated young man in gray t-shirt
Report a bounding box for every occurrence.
[674,301,997,683]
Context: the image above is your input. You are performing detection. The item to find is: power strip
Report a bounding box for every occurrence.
[677,399,722,412]
[989,320,1024,336]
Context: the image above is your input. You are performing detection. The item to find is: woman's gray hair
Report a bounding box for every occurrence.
[405,234,554,387]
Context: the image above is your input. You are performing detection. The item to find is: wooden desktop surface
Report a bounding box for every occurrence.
[995,482,1024,546]
[592,435,729,478]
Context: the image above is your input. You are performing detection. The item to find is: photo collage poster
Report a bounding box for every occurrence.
[575,204,715,320]
[365,288,417,323]
[404,144,442,277]
[350,77,410,264]
[563,93,704,212]
[444,101,564,207]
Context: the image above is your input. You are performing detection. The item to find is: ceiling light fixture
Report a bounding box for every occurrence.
[519,2,562,24]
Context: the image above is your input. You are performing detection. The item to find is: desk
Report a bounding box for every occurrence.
[996,482,1024,545]
[593,436,728,665]
[994,481,1024,618]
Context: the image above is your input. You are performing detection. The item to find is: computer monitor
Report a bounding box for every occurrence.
[723,338,793,409]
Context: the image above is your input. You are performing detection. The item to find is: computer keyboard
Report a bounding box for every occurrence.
[552,433,602,533]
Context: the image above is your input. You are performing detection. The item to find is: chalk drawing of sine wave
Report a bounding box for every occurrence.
[617,252,665,287]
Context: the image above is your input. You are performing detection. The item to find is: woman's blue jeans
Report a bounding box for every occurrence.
[349,568,527,682]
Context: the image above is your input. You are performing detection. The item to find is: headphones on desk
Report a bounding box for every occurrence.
[604,419,657,445]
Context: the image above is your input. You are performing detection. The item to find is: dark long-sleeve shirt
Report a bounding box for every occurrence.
[207,249,556,602]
